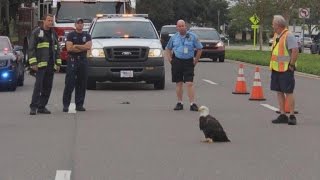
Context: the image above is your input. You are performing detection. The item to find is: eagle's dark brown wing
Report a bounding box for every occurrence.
[203,115,230,142]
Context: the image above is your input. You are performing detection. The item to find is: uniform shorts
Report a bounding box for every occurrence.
[171,57,194,83]
[270,70,295,93]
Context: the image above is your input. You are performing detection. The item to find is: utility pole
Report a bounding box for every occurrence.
[217,9,220,33]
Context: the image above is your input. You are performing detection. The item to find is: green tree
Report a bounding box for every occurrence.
[136,0,175,30]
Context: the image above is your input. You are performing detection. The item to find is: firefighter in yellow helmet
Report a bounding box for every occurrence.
[270,15,299,125]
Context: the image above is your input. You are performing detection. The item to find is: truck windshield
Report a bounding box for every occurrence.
[191,30,221,40]
[56,2,125,23]
[91,21,158,39]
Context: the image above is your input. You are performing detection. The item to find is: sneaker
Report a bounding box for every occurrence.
[272,114,288,124]
[173,103,183,110]
[63,107,68,112]
[30,108,37,115]
[37,107,51,114]
[190,103,199,111]
[76,106,86,111]
[288,115,297,125]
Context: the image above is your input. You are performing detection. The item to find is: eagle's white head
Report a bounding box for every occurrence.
[198,106,209,117]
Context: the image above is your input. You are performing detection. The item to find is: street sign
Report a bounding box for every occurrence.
[299,8,310,18]
[249,14,260,25]
[251,25,259,29]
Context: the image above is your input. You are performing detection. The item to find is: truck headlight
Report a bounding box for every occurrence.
[217,41,224,47]
[148,49,162,57]
[88,49,105,57]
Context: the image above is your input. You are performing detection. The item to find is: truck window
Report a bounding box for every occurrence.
[56,2,126,23]
[91,21,158,39]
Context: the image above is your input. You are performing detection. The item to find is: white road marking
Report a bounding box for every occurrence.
[55,170,71,180]
[68,103,76,114]
[202,79,218,85]
[261,104,279,112]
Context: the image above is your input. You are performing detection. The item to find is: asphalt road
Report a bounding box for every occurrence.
[0,58,319,180]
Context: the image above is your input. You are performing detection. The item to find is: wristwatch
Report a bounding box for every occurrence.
[289,63,295,70]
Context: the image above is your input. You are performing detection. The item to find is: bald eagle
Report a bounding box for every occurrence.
[198,106,230,143]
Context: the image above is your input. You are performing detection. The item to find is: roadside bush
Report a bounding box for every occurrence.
[226,50,320,76]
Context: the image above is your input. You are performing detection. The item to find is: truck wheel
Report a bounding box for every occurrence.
[8,81,17,91]
[212,57,217,62]
[86,79,96,90]
[17,72,24,86]
[219,55,225,62]
[154,77,165,90]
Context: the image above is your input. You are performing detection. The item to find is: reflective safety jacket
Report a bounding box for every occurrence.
[28,27,61,69]
[270,29,291,72]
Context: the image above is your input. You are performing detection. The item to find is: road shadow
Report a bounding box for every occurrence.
[93,82,156,91]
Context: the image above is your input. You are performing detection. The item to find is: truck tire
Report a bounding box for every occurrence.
[86,78,96,90]
[219,55,225,62]
[154,76,165,90]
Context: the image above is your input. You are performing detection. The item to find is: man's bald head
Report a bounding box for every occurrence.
[176,19,187,35]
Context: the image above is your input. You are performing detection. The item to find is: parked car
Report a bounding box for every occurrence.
[269,35,302,53]
[160,25,177,49]
[301,37,313,48]
[189,27,225,62]
[0,36,25,91]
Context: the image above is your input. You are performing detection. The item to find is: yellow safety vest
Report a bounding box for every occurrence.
[269,29,291,72]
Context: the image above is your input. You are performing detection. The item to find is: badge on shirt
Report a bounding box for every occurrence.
[82,36,86,43]
[183,47,188,54]
[39,30,44,38]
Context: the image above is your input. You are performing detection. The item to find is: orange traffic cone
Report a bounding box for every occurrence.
[232,64,249,94]
[276,96,299,114]
[249,66,266,101]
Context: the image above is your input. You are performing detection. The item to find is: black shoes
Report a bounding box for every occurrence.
[37,108,51,114]
[272,114,297,125]
[173,103,199,111]
[173,103,183,110]
[63,107,69,112]
[288,115,297,125]
[76,106,86,111]
[30,108,37,115]
[190,103,199,111]
[272,114,288,124]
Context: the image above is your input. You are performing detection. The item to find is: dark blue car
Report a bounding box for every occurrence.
[0,36,25,91]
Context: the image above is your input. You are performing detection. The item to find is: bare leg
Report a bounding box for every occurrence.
[176,82,183,102]
[277,92,286,114]
[285,93,295,115]
[186,81,195,103]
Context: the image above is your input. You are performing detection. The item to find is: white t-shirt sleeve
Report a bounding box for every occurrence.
[286,34,298,50]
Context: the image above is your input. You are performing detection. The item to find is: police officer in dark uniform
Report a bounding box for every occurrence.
[29,14,61,115]
[166,19,203,111]
[62,18,92,112]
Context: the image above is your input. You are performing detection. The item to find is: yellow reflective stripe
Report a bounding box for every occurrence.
[38,61,48,67]
[54,45,58,50]
[56,58,62,64]
[37,42,50,49]
[29,57,37,64]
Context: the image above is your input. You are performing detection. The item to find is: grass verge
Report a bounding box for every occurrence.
[226,50,320,76]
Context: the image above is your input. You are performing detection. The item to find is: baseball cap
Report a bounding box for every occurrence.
[75,18,84,23]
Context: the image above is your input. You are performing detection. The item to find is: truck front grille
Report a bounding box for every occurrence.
[105,47,148,62]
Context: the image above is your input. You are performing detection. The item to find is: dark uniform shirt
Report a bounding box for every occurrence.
[67,31,91,57]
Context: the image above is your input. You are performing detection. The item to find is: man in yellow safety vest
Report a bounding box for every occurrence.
[270,15,299,125]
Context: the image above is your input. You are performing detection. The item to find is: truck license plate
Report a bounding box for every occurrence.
[120,70,133,78]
